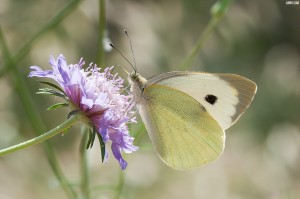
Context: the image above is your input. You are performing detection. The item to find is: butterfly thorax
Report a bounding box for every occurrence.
[128,72,147,104]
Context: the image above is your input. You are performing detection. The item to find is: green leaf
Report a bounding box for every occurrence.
[38,80,65,94]
[47,102,69,110]
[86,128,97,149]
[38,88,52,92]
[67,109,81,119]
[36,89,66,98]
[96,131,106,163]
[86,129,93,149]
[90,128,96,148]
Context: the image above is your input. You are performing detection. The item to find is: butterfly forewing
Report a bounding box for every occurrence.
[145,72,257,130]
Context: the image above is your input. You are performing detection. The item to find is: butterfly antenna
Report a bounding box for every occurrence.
[116,64,129,75]
[124,30,137,72]
[109,43,136,73]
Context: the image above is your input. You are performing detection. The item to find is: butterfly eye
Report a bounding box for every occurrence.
[204,94,218,105]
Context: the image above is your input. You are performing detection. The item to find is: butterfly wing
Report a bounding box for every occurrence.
[138,84,224,169]
[145,72,257,130]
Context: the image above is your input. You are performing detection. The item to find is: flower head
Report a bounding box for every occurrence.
[29,54,138,169]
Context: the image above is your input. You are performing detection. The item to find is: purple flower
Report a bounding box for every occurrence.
[29,54,138,170]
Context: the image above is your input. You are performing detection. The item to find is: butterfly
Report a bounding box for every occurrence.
[109,39,257,170]
[128,70,257,170]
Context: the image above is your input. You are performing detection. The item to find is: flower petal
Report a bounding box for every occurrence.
[28,66,54,78]
[112,143,128,170]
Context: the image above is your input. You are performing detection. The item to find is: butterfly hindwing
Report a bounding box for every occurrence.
[138,84,225,169]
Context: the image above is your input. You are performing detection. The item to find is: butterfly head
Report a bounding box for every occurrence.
[129,71,139,81]
[129,71,146,86]
[128,71,147,104]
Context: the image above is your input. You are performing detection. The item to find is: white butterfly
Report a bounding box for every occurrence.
[109,40,256,170]
[129,71,257,170]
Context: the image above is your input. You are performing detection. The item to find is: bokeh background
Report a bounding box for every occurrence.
[1,0,300,198]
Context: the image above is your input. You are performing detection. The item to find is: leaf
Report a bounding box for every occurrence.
[86,128,97,149]
[38,80,65,94]
[90,128,96,148]
[36,89,66,98]
[38,88,52,92]
[96,130,106,163]
[67,109,81,119]
[47,102,69,110]
[86,129,93,149]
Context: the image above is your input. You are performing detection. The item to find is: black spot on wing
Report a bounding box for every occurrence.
[205,94,217,105]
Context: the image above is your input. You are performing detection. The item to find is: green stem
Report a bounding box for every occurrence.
[0,0,82,77]
[90,184,116,193]
[0,115,81,156]
[180,0,231,70]
[114,171,125,199]
[98,0,106,67]
[179,18,219,70]
[0,28,78,199]
[80,127,90,199]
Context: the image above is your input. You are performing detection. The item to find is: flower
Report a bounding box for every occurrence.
[29,54,138,170]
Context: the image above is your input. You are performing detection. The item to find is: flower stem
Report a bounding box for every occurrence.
[0,115,81,156]
[179,18,218,70]
[80,127,91,199]
[114,171,125,199]
[98,0,106,67]
[180,0,231,70]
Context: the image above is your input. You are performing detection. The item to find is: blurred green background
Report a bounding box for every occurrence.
[1,0,300,198]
